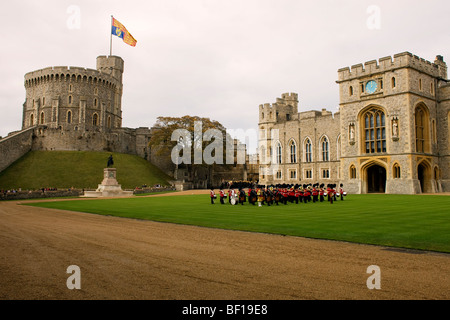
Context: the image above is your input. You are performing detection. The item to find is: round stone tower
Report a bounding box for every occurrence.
[23,55,124,132]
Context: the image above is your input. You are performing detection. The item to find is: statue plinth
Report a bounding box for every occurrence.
[83,168,134,198]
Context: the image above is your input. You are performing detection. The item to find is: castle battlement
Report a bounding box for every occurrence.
[24,65,120,89]
[337,52,447,82]
[24,56,124,89]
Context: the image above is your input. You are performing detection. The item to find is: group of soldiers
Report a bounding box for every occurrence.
[209,183,346,206]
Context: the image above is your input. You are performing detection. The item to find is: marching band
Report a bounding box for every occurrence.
[211,182,347,206]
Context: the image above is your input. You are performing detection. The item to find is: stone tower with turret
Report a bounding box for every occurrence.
[23,55,124,132]
[337,52,449,194]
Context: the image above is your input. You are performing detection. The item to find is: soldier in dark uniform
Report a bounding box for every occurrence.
[239,188,246,205]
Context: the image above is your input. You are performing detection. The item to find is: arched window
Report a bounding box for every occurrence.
[289,140,297,163]
[30,114,34,126]
[68,95,72,104]
[40,112,45,124]
[321,137,329,161]
[305,138,312,163]
[350,165,357,179]
[94,98,98,107]
[349,86,353,96]
[393,163,401,179]
[93,113,99,126]
[392,77,396,88]
[434,167,440,180]
[363,107,386,154]
[67,110,72,124]
[276,142,282,164]
[415,105,429,153]
[107,116,111,128]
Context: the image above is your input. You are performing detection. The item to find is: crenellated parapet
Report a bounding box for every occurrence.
[337,52,447,83]
[259,92,299,124]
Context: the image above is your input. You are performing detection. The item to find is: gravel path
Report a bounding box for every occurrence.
[0,193,449,300]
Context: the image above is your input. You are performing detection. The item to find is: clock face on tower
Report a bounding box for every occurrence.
[365,80,378,94]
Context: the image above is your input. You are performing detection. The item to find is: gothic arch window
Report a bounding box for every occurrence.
[289,139,297,163]
[393,163,401,179]
[350,165,357,179]
[363,107,386,154]
[67,110,72,124]
[40,111,45,124]
[92,113,99,126]
[305,138,312,163]
[30,113,34,126]
[415,104,430,153]
[107,116,111,128]
[391,77,396,88]
[321,136,329,162]
[349,86,353,96]
[276,142,282,164]
[94,98,98,107]
[434,167,440,180]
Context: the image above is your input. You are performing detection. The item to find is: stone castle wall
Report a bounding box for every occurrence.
[0,127,34,173]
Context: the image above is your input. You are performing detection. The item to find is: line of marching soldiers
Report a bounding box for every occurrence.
[210,183,346,206]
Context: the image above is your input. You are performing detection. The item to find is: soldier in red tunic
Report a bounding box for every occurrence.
[210,188,215,204]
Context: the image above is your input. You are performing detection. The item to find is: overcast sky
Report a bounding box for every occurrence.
[1,0,449,152]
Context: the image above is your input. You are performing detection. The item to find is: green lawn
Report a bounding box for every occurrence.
[0,150,172,190]
[26,194,450,253]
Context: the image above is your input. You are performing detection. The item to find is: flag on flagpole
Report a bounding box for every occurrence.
[111,17,137,47]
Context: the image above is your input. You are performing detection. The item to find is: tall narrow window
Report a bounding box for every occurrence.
[393,163,401,179]
[419,79,422,91]
[276,142,282,164]
[321,137,329,161]
[68,95,72,104]
[67,110,72,124]
[349,86,353,96]
[305,139,312,163]
[392,77,396,88]
[40,112,45,124]
[363,108,386,154]
[93,113,99,126]
[350,165,357,179]
[415,105,429,153]
[30,114,34,126]
[107,116,111,128]
[289,140,297,163]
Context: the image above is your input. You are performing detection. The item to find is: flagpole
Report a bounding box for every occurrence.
[109,15,113,56]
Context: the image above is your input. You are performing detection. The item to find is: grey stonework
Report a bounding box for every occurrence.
[259,52,449,194]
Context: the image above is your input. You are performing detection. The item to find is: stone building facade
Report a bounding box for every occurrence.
[258,52,449,194]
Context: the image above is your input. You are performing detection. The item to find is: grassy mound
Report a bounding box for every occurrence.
[0,151,172,190]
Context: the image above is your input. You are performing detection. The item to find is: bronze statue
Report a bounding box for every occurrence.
[107,155,114,167]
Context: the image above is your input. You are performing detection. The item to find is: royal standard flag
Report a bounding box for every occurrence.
[111,17,137,47]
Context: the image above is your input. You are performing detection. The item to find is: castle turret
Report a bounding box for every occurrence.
[96,55,124,83]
